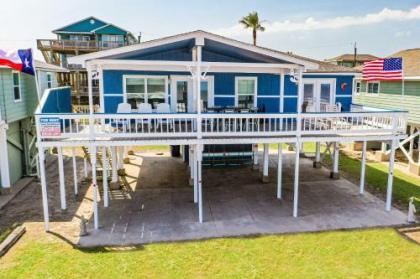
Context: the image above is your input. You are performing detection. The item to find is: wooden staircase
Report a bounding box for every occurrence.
[81,146,113,180]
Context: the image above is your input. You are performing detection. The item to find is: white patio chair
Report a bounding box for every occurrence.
[112,103,132,131]
[136,103,153,130]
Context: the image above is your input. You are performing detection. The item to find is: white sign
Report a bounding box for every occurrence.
[40,118,61,137]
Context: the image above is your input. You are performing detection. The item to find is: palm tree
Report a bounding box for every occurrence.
[239,12,266,46]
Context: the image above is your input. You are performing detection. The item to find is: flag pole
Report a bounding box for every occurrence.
[401,57,405,96]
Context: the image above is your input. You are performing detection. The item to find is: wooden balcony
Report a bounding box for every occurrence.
[37,39,132,54]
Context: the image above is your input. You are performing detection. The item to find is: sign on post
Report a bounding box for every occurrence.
[40,118,61,137]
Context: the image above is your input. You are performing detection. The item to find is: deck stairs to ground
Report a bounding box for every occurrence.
[81,146,113,180]
[26,117,40,177]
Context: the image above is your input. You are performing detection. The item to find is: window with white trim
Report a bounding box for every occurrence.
[125,76,167,109]
[367,82,379,94]
[236,77,257,109]
[355,81,361,94]
[12,71,21,102]
[46,73,53,89]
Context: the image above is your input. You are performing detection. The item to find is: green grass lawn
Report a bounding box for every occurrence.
[0,229,418,278]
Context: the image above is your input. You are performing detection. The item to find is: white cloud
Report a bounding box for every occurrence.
[214,5,420,36]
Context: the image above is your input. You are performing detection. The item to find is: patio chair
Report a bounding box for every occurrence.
[111,103,132,131]
[137,103,153,131]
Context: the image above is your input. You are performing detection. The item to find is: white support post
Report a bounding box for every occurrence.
[193,145,198,203]
[253,144,259,170]
[38,147,49,231]
[57,147,66,210]
[293,141,301,218]
[117,147,124,170]
[90,146,99,229]
[386,138,397,211]
[0,121,11,192]
[111,146,118,183]
[313,142,321,168]
[360,141,367,194]
[83,157,88,178]
[197,144,203,223]
[330,142,340,179]
[189,145,194,186]
[262,143,269,183]
[408,126,415,158]
[71,147,78,196]
[102,146,109,207]
[277,143,283,199]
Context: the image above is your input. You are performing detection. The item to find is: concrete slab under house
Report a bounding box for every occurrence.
[33,30,408,241]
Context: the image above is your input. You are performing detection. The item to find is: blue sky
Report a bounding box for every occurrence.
[1,0,419,60]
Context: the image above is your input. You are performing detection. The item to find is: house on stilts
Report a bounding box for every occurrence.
[34,30,407,231]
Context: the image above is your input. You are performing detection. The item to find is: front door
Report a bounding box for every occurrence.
[170,76,214,112]
[302,79,335,111]
[171,76,193,112]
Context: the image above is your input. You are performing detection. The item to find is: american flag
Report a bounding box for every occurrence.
[362,57,403,81]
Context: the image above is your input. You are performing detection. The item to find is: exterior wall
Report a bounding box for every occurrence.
[6,121,24,185]
[103,70,353,114]
[355,80,420,125]
[37,70,59,96]
[0,69,38,123]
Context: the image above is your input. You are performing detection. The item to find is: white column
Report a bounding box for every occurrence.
[293,141,301,217]
[262,143,269,181]
[0,122,11,190]
[408,126,414,158]
[57,147,66,210]
[360,141,367,194]
[71,147,78,196]
[386,138,397,211]
[193,146,198,203]
[38,147,49,231]
[314,142,321,168]
[253,144,259,169]
[277,143,283,199]
[331,142,339,179]
[197,144,203,223]
[102,146,109,207]
[111,146,118,183]
[117,146,124,170]
[381,142,387,153]
[90,146,99,229]
[83,157,88,178]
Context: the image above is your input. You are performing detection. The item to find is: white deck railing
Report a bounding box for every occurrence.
[35,111,407,141]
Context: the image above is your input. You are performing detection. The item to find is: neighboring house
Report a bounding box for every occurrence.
[0,60,67,194]
[353,48,420,175]
[34,30,407,231]
[325,54,379,67]
[37,16,138,105]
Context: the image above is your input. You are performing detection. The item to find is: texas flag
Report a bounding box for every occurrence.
[0,48,35,75]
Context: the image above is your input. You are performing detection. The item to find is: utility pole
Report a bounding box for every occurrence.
[353,41,357,67]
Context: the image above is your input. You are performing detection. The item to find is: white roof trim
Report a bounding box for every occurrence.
[68,30,318,69]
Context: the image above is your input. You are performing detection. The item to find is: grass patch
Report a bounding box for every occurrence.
[130,145,170,152]
[0,224,20,244]
[0,229,419,278]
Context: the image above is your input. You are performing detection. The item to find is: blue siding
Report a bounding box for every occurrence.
[283,98,298,113]
[257,97,279,112]
[284,75,298,96]
[41,87,72,113]
[104,96,124,113]
[336,97,352,111]
[214,97,234,107]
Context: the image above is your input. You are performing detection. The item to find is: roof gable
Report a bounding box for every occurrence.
[94,24,128,35]
[68,30,319,69]
[53,17,108,34]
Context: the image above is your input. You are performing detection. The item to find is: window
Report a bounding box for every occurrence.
[12,71,21,102]
[201,81,208,109]
[355,81,361,94]
[320,83,331,103]
[46,73,53,89]
[236,77,257,108]
[102,35,124,47]
[69,35,90,41]
[367,82,379,94]
[124,76,167,109]
[303,84,314,102]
